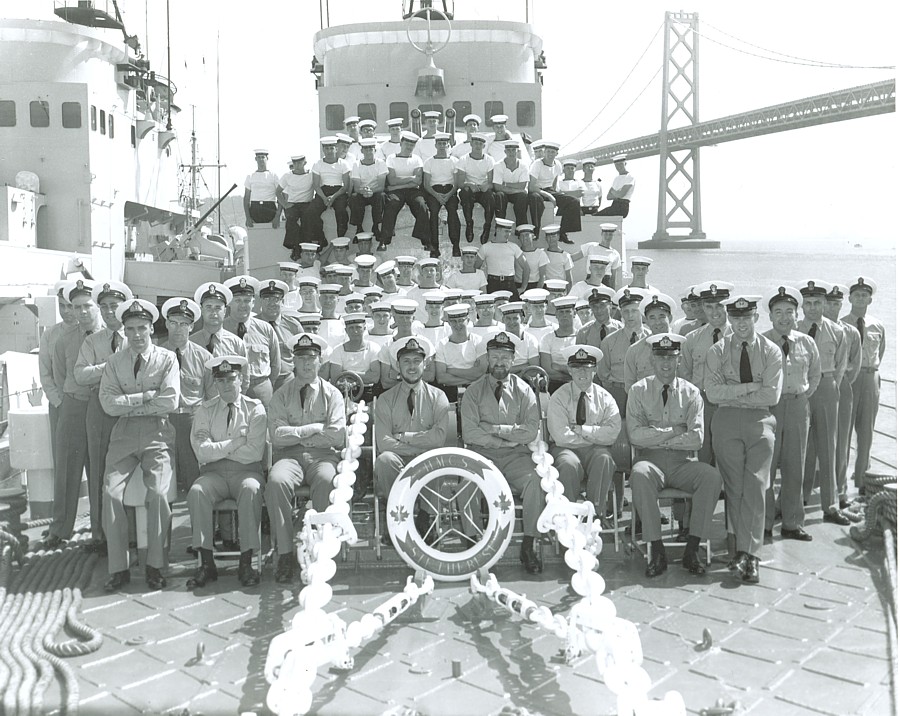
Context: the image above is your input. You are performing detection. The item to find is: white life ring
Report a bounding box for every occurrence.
[386,448,515,582]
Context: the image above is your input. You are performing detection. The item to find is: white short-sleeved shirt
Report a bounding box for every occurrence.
[544,249,574,281]
[478,242,523,277]
[457,154,495,186]
[327,341,381,375]
[436,334,483,369]
[244,170,280,201]
[522,249,550,280]
[570,280,608,302]
[493,159,530,187]
[529,159,563,189]
[610,172,635,200]
[278,172,314,203]
[423,156,458,185]
[558,178,585,194]
[377,140,402,161]
[445,268,488,291]
[581,179,602,208]
[450,140,474,159]
[312,158,351,186]
[540,331,578,365]
[351,160,388,193]
[413,137,438,162]
[581,243,622,272]
[386,154,424,181]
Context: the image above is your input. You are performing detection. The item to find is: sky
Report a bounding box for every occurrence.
[7,0,898,247]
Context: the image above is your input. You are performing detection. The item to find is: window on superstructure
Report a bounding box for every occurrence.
[452,101,472,122]
[61,102,82,129]
[108,113,115,138]
[484,101,503,122]
[357,103,377,122]
[325,104,345,131]
[516,101,535,127]
[100,109,106,135]
[389,102,409,127]
[0,101,15,127]
[91,105,97,131]
[30,101,50,128]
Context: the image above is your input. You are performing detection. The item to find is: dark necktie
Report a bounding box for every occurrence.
[300,383,310,409]
[237,322,246,339]
[494,380,504,404]
[269,320,278,330]
[856,316,865,341]
[662,383,669,406]
[226,402,235,429]
[630,331,637,345]
[175,347,183,369]
[86,329,94,336]
[739,341,753,383]
[133,353,143,378]
[782,335,790,357]
[808,322,818,339]
[712,328,721,343]
[110,332,119,352]
[207,333,219,354]
[575,391,587,425]
[407,388,416,415]
[599,324,607,341]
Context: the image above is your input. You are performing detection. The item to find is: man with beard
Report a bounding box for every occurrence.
[460,331,548,573]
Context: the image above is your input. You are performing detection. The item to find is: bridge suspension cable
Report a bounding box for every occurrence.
[697,23,895,70]
[561,21,663,154]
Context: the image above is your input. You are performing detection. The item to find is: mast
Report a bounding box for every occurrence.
[216,29,222,234]
[190,107,198,228]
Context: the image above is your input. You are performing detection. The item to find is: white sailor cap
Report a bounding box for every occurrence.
[296,313,322,325]
[390,335,435,362]
[521,288,550,303]
[766,285,803,309]
[423,290,447,304]
[492,290,513,301]
[331,236,352,248]
[469,133,488,144]
[490,114,509,124]
[194,282,233,305]
[503,139,520,149]
[63,278,94,302]
[386,118,405,127]
[318,283,342,295]
[162,297,201,323]
[542,223,561,235]
[460,289,481,299]
[296,275,321,287]
[320,136,339,145]
[342,312,367,326]
[462,114,482,125]
[694,280,734,301]
[253,148,268,156]
[648,332,685,354]
[631,255,653,266]
[371,301,392,313]
[92,280,132,303]
[542,141,561,150]
[354,254,377,268]
[575,298,590,311]
[418,257,440,268]
[551,295,579,311]
[494,218,515,229]
[498,301,526,315]
[299,242,320,253]
[473,294,496,305]
[599,223,618,233]
[343,292,365,306]
[343,115,361,125]
[531,140,546,149]
[116,298,159,324]
[460,245,480,255]
[640,292,676,315]
[333,265,355,277]
[587,285,616,304]
[205,354,247,377]
[612,154,627,163]
[360,286,384,298]
[390,298,418,315]
[394,255,417,266]
[290,154,306,162]
[225,275,260,296]
[422,110,441,120]
[259,279,290,297]
[562,344,603,366]
[288,332,329,356]
[52,279,71,298]
[354,232,375,243]
[335,133,353,144]
[562,158,577,167]
[358,119,377,129]
[615,286,648,307]
[444,303,471,319]
[484,330,521,352]
[444,290,464,303]
[582,157,598,166]
[515,224,535,234]
[278,262,300,276]
[588,254,611,265]
[400,130,420,142]
[544,279,568,292]
[359,137,377,148]
[434,131,451,141]
[374,260,397,275]
[722,295,762,315]
[798,279,832,297]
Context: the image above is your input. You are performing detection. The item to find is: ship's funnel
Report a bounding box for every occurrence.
[416,64,445,97]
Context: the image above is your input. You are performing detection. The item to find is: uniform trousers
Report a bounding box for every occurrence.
[459,187,495,236]
[527,191,582,235]
[169,412,200,491]
[103,415,174,573]
[597,198,631,218]
[309,186,350,240]
[249,201,277,223]
[493,190,529,226]
[247,377,274,408]
[766,393,809,531]
[86,390,117,540]
[266,448,339,554]
[630,448,722,542]
[485,274,519,300]
[48,402,60,467]
[374,451,409,500]
[550,445,615,507]
[835,376,854,498]
[51,394,90,539]
[698,393,718,466]
[424,186,461,248]
[802,375,838,511]
[851,368,880,487]
[187,458,263,552]
[712,407,775,557]
[348,192,384,235]
[381,188,431,245]
[604,383,633,475]
[282,202,312,250]
[469,446,545,536]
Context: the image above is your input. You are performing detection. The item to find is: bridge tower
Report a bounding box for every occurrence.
[639,11,719,249]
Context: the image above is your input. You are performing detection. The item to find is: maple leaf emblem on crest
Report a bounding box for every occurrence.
[390,506,410,524]
[493,494,512,514]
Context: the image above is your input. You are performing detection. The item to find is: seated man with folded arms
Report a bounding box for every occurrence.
[187,355,267,588]
[628,333,722,578]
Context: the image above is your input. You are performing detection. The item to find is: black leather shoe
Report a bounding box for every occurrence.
[44,535,64,550]
[275,553,295,584]
[681,551,706,576]
[238,564,260,587]
[465,226,474,242]
[823,510,851,526]
[728,551,748,572]
[376,242,388,252]
[104,570,131,592]
[645,552,668,578]
[839,497,851,510]
[480,230,491,244]
[741,555,760,584]
[146,566,167,590]
[559,233,574,244]
[781,526,813,541]
[452,247,461,257]
[519,542,543,574]
[186,564,218,589]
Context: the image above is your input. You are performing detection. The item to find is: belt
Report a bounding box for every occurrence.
[859,367,879,373]
[488,275,515,282]
[171,407,194,415]
[781,392,806,400]
[431,184,454,192]
[64,392,89,402]
[821,371,835,377]
[251,200,275,205]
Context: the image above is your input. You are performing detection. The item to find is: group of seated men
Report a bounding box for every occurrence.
[243,112,635,259]
[38,236,884,591]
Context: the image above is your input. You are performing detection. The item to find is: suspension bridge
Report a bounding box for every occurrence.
[560,11,896,249]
